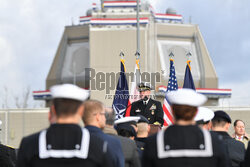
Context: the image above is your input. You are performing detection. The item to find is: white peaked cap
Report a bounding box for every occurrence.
[166,88,207,107]
[195,107,215,122]
[50,84,89,102]
[114,116,140,125]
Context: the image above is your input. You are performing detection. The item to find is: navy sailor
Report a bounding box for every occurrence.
[142,88,230,167]
[17,84,113,167]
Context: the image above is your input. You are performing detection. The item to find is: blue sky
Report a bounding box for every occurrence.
[0,0,249,107]
[154,0,250,105]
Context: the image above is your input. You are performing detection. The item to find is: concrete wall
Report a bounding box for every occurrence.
[90,26,149,106]
[0,109,49,148]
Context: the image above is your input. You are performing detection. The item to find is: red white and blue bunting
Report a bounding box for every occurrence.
[158,85,232,98]
[154,13,183,22]
[33,86,231,100]
[79,17,149,25]
[103,1,138,8]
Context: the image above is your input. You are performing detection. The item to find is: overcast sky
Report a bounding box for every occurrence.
[0,0,250,108]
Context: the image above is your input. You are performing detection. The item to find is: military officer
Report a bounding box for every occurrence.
[16,84,113,167]
[130,82,164,126]
[142,88,230,167]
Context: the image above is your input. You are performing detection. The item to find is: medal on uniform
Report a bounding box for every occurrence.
[150,104,156,110]
[136,109,141,113]
[151,110,155,115]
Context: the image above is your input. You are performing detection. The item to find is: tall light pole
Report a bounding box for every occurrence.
[136,0,140,62]
[135,0,141,85]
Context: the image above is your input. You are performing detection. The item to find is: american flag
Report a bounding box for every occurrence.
[163,58,178,126]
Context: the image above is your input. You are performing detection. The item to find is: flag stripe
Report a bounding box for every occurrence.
[162,58,178,126]
[125,101,131,117]
[163,102,174,123]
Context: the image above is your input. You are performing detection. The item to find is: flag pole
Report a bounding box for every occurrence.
[136,0,140,67]
[186,51,192,69]
[186,52,192,60]
[169,52,174,59]
[120,51,125,59]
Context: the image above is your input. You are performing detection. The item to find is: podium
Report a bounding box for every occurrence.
[148,124,161,136]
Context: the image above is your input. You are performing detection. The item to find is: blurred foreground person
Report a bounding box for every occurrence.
[233,120,249,149]
[194,107,214,130]
[115,117,140,140]
[17,84,112,167]
[135,115,150,151]
[142,88,230,167]
[244,141,250,167]
[0,120,17,167]
[0,144,16,167]
[83,100,124,167]
[104,108,141,167]
[212,111,245,167]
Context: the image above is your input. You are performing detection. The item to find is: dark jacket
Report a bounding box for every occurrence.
[0,144,16,167]
[17,124,112,167]
[135,137,147,158]
[104,126,141,167]
[244,141,250,167]
[214,131,245,167]
[86,126,124,167]
[130,98,164,125]
[142,125,230,167]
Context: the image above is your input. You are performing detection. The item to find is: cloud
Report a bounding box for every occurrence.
[219,80,250,106]
[0,0,90,108]
[0,37,13,70]
[0,0,249,107]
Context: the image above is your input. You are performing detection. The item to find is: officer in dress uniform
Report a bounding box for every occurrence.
[16,84,113,167]
[142,88,230,167]
[130,82,164,126]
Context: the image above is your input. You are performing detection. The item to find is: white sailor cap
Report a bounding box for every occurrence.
[50,84,89,102]
[194,107,215,122]
[114,116,140,125]
[166,88,207,107]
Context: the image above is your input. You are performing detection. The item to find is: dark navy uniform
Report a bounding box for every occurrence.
[0,144,16,167]
[17,124,113,167]
[244,141,250,167]
[142,125,230,167]
[130,98,164,125]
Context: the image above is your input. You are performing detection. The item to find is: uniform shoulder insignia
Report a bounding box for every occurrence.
[150,104,156,110]
[135,109,141,113]
[6,145,15,149]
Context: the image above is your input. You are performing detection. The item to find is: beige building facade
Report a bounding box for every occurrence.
[44,1,227,107]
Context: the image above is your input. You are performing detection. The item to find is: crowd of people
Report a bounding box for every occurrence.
[0,83,250,167]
